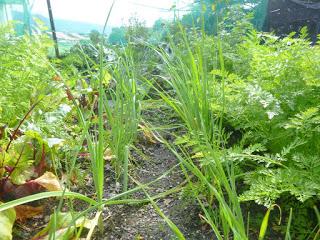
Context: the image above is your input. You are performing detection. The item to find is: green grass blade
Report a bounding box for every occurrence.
[259,205,281,240]
[259,208,271,240]
[285,208,293,240]
[0,192,97,212]
[122,145,129,194]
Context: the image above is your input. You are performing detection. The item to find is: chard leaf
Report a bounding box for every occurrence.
[0,204,16,240]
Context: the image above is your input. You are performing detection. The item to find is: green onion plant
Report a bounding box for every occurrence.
[150,15,247,239]
[105,46,141,186]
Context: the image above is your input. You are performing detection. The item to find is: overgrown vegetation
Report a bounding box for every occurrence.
[0,1,319,240]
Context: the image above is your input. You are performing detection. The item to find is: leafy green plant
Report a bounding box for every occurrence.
[105,46,142,180]
[2,2,320,239]
[217,29,320,205]
[0,204,15,240]
[147,5,320,238]
[148,16,249,238]
[206,24,320,238]
[0,25,54,127]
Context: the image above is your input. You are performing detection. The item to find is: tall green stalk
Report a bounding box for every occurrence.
[151,16,247,239]
[105,46,141,184]
[94,0,115,204]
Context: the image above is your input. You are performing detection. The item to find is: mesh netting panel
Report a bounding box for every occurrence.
[0,0,31,35]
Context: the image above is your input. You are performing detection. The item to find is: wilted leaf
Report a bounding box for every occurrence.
[139,124,157,144]
[52,75,61,81]
[33,172,61,191]
[191,151,205,159]
[0,179,43,200]
[0,204,16,240]
[15,205,43,222]
[104,148,114,161]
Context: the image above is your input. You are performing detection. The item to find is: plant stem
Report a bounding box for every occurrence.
[122,145,129,194]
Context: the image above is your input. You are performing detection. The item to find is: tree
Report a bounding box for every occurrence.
[108,27,127,45]
[150,18,170,43]
[89,30,105,46]
[125,16,150,43]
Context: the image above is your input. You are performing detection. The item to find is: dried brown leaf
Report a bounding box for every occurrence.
[33,172,62,191]
[15,205,43,222]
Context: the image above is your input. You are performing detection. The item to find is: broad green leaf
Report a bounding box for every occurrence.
[11,166,35,185]
[0,204,16,240]
[24,130,44,144]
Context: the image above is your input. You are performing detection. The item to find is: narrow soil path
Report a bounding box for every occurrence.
[13,108,213,239]
[98,143,213,240]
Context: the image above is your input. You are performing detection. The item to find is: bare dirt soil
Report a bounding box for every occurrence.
[97,143,213,240]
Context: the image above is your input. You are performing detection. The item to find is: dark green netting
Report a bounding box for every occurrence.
[0,0,289,37]
[0,0,318,37]
[265,0,320,42]
[0,0,31,35]
[253,0,268,30]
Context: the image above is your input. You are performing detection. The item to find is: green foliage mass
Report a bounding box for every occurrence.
[217,26,320,208]
[0,25,77,192]
[0,25,54,127]
[108,27,127,45]
[154,8,319,237]
[1,3,320,239]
